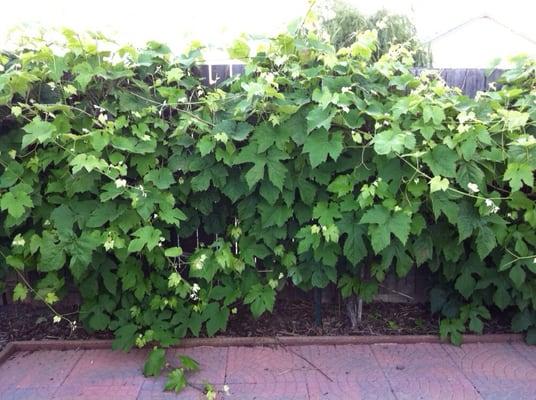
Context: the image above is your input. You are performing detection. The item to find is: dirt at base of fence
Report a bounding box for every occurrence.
[0,293,514,351]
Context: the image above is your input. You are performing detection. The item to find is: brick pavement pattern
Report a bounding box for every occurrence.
[1,342,536,399]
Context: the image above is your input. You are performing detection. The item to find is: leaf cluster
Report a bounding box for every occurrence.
[0,28,535,347]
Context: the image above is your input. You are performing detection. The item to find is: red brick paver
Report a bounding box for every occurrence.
[0,350,83,397]
[444,343,536,400]
[1,342,536,399]
[372,343,482,400]
[169,346,228,384]
[297,345,395,400]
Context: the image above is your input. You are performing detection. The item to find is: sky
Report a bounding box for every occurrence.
[0,0,535,66]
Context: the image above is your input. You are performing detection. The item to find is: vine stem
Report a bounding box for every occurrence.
[396,154,511,201]
[0,246,75,327]
[296,0,318,35]
[53,140,148,195]
[124,90,215,127]
[501,248,536,270]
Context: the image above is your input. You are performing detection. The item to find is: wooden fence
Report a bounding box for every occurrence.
[196,64,503,97]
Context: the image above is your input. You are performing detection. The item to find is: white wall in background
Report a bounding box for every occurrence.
[0,0,309,59]
[429,18,536,68]
[0,0,535,66]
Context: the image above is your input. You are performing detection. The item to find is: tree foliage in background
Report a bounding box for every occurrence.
[318,0,432,67]
[0,26,534,352]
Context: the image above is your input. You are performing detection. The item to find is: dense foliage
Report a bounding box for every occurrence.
[318,0,432,66]
[0,28,535,350]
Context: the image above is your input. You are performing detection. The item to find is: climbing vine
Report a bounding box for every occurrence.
[0,25,535,370]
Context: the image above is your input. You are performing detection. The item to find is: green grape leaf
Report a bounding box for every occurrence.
[144,168,175,189]
[13,283,28,301]
[501,110,529,131]
[337,214,367,265]
[475,226,496,259]
[372,129,415,155]
[89,310,111,331]
[244,284,275,318]
[159,204,187,226]
[413,234,433,266]
[0,161,24,188]
[422,145,457,178]
[422,105,445,125]
[38,232,66,272]
[429,176,449,193]
[327,175,354,197]
[306,107,334,132]
[165,247,183,257]
[70,154,108,174]
[360,206,411,253]
[509,265,526,288]
[493,286,511,310]
[164,368,187,392]
[235,145,288,190]
[455,272,476,299]
[228,38,250,60]
[511,309,533,332]
[504,163,533,192]
[179,355,200,371]
[526,327,536,345]
[143,347,166,377]
[1,189,33,218]
[112,324,138,351]
[21,117,57,149]
[303,129,343,168]
[128,226,163,253]
[204,303,229,336]
[86,202,120,228]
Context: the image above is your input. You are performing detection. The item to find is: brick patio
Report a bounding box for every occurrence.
[1,342,536,399]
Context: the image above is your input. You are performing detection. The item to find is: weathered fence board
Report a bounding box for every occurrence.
[413,68,504,98]
[197,64,503,98]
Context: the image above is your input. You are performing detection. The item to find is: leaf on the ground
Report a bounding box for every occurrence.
[143,347,166,377]
[164,368,187,392]
[178,355,200,371]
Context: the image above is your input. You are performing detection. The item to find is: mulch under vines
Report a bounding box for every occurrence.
[0,293,513,351]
